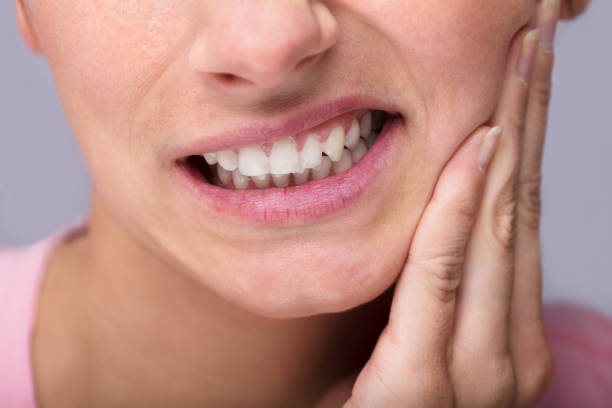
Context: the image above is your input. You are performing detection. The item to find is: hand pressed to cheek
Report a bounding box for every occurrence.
[16,0,559,321]
[342,0,564,406]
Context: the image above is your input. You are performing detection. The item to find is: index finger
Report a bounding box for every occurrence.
[389,126,501,364]
[346,126,501,406]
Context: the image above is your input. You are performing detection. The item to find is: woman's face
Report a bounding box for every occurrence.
[20,0,533,317]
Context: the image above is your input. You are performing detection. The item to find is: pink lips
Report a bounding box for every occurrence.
[171,95,401,156]
[175,115,402,225]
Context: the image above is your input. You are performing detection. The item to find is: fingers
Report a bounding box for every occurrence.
[452,26,539,361]
[511,1,562,405]
[518,0,559,231]
[346,126,501,407]
[391,126,501,361]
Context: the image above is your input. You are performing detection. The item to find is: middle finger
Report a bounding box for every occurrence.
[452,27,540,361]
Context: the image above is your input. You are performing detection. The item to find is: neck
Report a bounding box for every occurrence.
[34,191,390,407]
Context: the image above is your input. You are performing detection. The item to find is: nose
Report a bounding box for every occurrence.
[189,0,339,92]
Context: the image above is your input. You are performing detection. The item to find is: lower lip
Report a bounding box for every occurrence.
[175,116,402,226]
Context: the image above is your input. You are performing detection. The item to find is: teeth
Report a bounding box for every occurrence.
[323,126,345,162]
[269,139,301,174]
[232,170,249,189]
[293,168,310,185]
[351,139,368,164]
[205,111,384,189]
[238,145,269,176]
[217,150,238,171]
[203,153,218,165]
[360,112,372,138]
[332,149,353,174]
[300,134,323,169]
[252,173,271,189]
[217,165,232,186]
[312,156,332,180]
[272,173,290,187]
[344,119,360,150]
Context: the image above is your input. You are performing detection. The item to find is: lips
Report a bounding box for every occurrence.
[173,95,404,225]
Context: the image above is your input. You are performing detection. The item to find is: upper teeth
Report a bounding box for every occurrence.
[203,110,383,187]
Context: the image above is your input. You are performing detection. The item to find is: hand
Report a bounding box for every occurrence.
[318,1,564,407]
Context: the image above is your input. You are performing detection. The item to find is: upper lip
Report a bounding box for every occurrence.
[173,94,402,159]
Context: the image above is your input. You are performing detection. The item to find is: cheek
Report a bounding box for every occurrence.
[353,0,528,148]
[33,1,186,143]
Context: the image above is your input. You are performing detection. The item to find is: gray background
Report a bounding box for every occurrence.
[1,2,611,315]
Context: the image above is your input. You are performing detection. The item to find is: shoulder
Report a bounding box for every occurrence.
[0,241,52,306]
[0,221,87,408]
[0,220,88,311]
[537,302,612,408]
[0,237,62,300]
[0,240,56,408]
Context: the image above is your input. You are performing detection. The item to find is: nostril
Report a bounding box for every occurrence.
[210,73,254,88]
[294,54,320,71]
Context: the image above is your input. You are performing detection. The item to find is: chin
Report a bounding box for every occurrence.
[184,240,409,319]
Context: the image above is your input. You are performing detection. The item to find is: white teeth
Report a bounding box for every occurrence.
[293,168,310,185]
[206,111,382,188]
[238,145,269,176]
[332,149,352,174]
[269,139,301,174]
[312,156,332,180]
[217,150,238,171]
[344,118,360,150]
[217,165,232,186]
[360,112,372,138]
[351,139,368,164]
[323,126,345,162]
[252,173,271,189]
[203,153,218,165]
[300,134,323,169]
[272,173,290,187]
[232,170,249,189]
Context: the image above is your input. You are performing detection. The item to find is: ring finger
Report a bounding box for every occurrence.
[451,25,540,379]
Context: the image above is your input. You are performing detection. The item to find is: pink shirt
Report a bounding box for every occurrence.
[1,223,611,407]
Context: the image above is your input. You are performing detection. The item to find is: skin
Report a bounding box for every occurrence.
[14,0,588,406]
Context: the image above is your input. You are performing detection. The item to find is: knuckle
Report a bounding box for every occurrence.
[515,346,555,406]
[531,50,554,97]
[530,74,553,109]
[411,250,466,302]
[517,174,543,232]
[490,192,518,251]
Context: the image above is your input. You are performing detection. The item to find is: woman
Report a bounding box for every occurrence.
[1,0,609,406]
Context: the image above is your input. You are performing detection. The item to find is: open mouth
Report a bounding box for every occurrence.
[183,109,392,189]
[173,96,403,225]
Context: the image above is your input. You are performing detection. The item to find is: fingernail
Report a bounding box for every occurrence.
[517,28,541,84]
[538,0,561,51]
[478,126,503,172]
